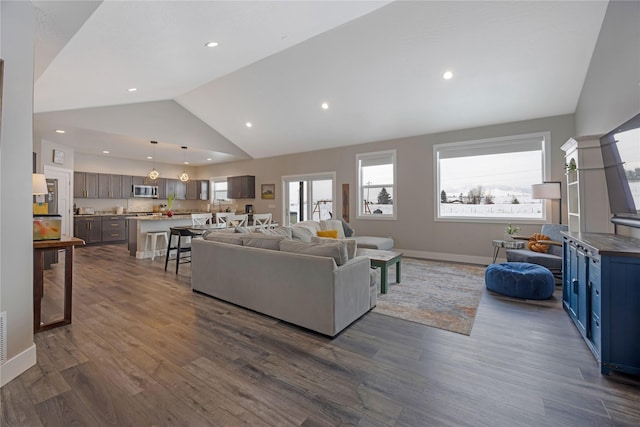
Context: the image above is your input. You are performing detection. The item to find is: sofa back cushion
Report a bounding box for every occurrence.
[291,225,315,242]
[256,226,293,239]
[202,231,243,245]
[279,239,348,266]
[241,233,286,250]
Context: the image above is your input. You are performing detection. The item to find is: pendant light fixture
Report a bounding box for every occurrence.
[178,146,190,182]
[147,140,160,181]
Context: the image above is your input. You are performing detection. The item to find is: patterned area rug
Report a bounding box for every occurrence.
[372,257,486,335]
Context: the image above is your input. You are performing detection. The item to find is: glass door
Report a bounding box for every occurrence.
[283,173,335,225]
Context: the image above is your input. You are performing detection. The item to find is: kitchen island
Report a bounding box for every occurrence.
[128,214,194,259]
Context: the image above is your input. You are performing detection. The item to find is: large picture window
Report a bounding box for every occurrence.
[434,132,550,221]
[357,150,396,219]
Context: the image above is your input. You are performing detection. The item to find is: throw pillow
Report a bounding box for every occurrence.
[320,219,346,238]
[312,236,357,259]
[279,239,348,266]
[257,226,293,239]
[317,229,338,239]
[528,233,551,253]
[341,219,355,237]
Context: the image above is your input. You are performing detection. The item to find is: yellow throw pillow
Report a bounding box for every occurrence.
[317,229,338,239]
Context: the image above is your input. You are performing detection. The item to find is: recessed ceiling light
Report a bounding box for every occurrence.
[207,158,212,161]
[246,122,253,128]
[128,87,137,92]
[55,129,65,134]
[321,102,329,110]
[205,41,219,48]
[443,71,453,80]
[146,156,153,160]
[103,150,110,154]
[184,161,189,165]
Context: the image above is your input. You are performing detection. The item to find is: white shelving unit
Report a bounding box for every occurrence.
[561,136,613,234]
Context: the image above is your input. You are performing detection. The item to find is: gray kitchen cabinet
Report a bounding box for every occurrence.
[98,174,122,199]
[199,180,209,200]
[74,216,102,243]
[74,172,99,199]
[227,175,255,199]
[185,180,199,200]
[101,215,127,242]
[121,175,133,198]
[156,177,167,199]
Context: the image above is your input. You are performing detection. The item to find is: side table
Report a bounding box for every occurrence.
[491,239,525,263]
[33,235,85,333]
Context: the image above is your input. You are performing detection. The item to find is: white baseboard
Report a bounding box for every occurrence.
[0,343,36,387]
[398,248,492,266]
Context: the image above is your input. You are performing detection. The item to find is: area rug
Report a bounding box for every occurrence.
[372,257,486,335]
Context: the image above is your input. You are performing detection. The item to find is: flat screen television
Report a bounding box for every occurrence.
[599,113,640,228]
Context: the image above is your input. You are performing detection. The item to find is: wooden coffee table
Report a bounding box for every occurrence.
[357,248,403,294]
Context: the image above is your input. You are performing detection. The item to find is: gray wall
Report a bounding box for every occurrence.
[0,1,36,385]
[575,0,640,237]
[575,0,639,135]
[198,114,575,264]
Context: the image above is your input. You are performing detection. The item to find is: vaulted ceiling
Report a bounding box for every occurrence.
[32,0,609,166]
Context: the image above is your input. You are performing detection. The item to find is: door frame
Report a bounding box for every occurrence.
[43,165,74,237]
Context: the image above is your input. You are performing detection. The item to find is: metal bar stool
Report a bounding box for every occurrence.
[145,231,168,261]
[164,227,192,274]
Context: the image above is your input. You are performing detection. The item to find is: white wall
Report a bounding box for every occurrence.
[0,1,37,386]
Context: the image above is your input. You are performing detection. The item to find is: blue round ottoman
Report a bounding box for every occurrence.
[485,262,555,300]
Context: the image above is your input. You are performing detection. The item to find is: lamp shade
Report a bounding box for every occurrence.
[531,182,561,200]
[32,173,48,195]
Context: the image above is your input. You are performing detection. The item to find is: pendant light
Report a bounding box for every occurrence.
[147,140,160,181]
[179,146,190,182]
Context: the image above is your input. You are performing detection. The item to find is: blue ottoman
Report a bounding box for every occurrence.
[485,262,555,300]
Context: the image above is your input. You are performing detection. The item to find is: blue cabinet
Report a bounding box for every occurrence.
[562,232,640,376]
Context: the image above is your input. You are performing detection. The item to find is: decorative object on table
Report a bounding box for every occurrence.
[261,183,275,199]
[178,146,190,182]
[147,140,160,181]
[342,183,349,222]
[52,149,65,164]
[531,181,562,223]
[505,223,520,239]
[527,232,551,253]
[166,192,176,217]
[372,257,485,335]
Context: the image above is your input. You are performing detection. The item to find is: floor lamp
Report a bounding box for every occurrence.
[531,181,562,224]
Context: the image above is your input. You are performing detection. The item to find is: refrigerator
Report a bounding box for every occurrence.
[46,178,58,214]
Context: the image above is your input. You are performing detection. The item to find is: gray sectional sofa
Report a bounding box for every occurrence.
[191,223,376,336]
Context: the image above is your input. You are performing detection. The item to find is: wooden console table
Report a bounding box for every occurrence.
[33,235,85,333]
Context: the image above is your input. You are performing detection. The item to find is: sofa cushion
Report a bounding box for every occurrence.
[256,226,293,239]
[312,236,357,260]
[317,229,339,239]
[296,220,322,232]
[291,225,315,242]
[241,233,286,250]
[234,226,251,234]
[320,219,346,238]
[279,239,348,266]
[202,231,243,245]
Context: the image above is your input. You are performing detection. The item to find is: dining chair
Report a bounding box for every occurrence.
[252,213,272,229]
[227,214,248,228]
[214,212,229,228]
[191,213,213,226]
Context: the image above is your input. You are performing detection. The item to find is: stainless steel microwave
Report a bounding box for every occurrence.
[133,184,158,198]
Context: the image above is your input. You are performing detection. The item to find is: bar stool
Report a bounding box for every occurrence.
[145,231,168,261]
[164,227,192,274]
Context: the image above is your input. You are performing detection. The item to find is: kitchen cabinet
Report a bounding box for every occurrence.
[98,174,123,199]
[199,180,209,200]
[156,177,167,199]
[74,216,102,243]
[101,216,127,242]
[74,172,99,199]
[227,175,255,199]
[562,232,640,376]
[132,175,158,186]
[185,180,199,200]
[121,175,133,198]
[176,180,187,200]
[166,179,178,199]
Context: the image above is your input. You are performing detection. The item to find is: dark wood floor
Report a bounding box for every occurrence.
[2,244,639,426]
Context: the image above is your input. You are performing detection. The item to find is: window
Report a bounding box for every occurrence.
[357,150,396,219]
[282,172,335,225]
[434,132,550,221]
[210,177,228,203]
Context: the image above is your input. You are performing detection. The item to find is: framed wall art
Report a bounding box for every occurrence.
[261,184,275,199]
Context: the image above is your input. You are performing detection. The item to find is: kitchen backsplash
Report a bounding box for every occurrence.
[74,198,207,214]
